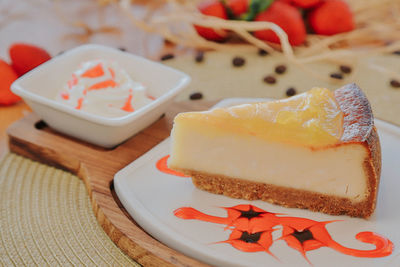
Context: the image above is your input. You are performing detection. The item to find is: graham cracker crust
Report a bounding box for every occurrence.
[180,167,376,218]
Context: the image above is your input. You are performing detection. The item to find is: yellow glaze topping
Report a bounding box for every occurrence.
[175,87,344,147]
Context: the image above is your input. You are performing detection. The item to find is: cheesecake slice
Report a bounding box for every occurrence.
[168,83,381,218]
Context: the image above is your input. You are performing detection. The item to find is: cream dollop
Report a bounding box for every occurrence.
[56,59,155,117]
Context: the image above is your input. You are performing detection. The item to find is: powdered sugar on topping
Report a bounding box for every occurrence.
[334,83,373,142]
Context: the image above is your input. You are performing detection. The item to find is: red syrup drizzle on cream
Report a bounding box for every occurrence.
[81,63,104,78]
[121,92,134,112]
[75,97,84,110]
[174,205,393,264]
[156,155,189,177]
[60,92,69,100]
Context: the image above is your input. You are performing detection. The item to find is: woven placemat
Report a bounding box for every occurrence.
[0,153,139,266]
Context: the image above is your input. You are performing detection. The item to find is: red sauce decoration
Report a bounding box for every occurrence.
[174,207,230,224]
[81,63,104,78]
[75,97,84,110]
[174,204,393,264]
[156,155,189,177]
[88,79,118,91]
[60,92,69,100]
[121,93,134,112]
[216,228,278,259]
[146,94,156,100]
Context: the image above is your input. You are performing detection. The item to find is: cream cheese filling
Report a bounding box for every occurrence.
[169,123,369,202]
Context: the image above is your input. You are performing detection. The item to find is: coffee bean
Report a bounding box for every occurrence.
[330,73,343,79]
[118,47,127,52]
[190,92,203,100]
[275,65,287,74]
[339,65,352,74]
[164,39,173,45]
[195,51,204,63]
[258,49,269,56]
[263,75,276,84]
[286,87,297,97]
[160,53,174,61]
[390,79,400,88]
[232,56,245,67]
[34,120,48,130]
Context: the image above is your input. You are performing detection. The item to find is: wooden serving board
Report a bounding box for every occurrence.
[7,101,215,267]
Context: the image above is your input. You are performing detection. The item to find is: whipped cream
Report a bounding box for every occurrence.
[57,59,155,117]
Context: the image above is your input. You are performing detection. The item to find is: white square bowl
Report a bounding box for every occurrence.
[11,44,190,148]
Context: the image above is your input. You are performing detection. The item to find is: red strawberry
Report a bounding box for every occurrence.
[254,1,306,46]
[194,0,228,41]
[308,0,354,36]
[226,0,249,17]
[290,0,321,8]
[0,59,20,105]
[9,43,51,76]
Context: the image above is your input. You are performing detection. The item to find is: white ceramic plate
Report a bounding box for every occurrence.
[114,98,400,267]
